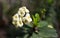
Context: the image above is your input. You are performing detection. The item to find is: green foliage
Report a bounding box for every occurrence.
[38,21,48,27]
[15,21,57,38]
[32,13,40,26]
[31,27,57,38]
[41,8,46,14]
[47,0,53,4]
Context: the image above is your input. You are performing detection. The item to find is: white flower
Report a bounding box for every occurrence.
[18,7,26,17]
[12,13,23,27]
[12,13,18,25]
[17,18,23,27]
[12,13,19,21]
[12,6,32,27]
[23,13,32,24]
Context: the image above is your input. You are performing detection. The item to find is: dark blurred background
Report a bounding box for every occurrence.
[0,0,60,38]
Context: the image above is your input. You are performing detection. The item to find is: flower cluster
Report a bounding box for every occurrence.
[12,6,32,27]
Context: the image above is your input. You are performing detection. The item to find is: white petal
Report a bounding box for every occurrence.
[12,21,15,25]
[17,17,23,27]
[25,13,30,17]
[19,6,29,13]
[18,8,25,17]
[19,7,26,12]
[27,18,32,22]
[19,7,23,11]
[17,22,23,27]
[26,17,32,22]
[12,13,19,21]
[22,6,27,10]
[25,9,29,13]
[22,6,29,13]
[23,17,28,24]
[25,13,32,22]
[23,16,32,24]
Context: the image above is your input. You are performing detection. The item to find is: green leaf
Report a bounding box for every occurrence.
[32,15,37,25]
[32,13,40,26]
[38,21,48,27]
[35,13,40,21]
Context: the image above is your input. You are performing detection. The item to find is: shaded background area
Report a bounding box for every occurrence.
[0,0,60,38]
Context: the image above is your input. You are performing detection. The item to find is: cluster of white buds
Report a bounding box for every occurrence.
[12,6,32,27]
